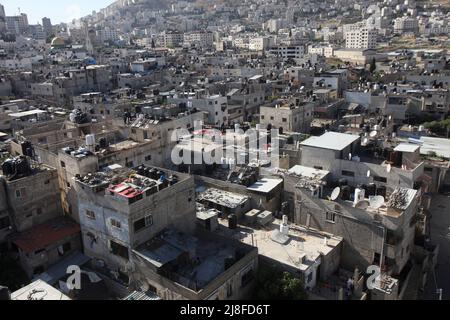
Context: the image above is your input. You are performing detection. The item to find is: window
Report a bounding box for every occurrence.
[111,219,122,229]
[110,240,129,260]
[307,272,313,283]
[261,115,265,120]
[145,155,152,161]
[282,118,287,122]
[424,167,433,173]
[15,188,26,199]
[314,166,323,170]
[326,212,336,223]
[342,170,355,177]
[85,210,96,220]
[0,216,10,230]
[227,282,233,298]
[373,176,387,183]
[60,161,66,168]
[134,215,153,233]
[241,268,254,288]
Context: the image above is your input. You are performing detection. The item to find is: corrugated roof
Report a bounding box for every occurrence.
[12,218,80,254]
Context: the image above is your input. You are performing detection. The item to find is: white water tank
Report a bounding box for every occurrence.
[86,134,96,147]
[354,188,366,206]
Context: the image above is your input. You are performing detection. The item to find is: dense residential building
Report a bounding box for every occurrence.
[0,0,449,303]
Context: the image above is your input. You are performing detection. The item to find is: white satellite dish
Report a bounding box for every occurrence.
[367,170,371,178]
[370,196,385,209]
[355,200,370,210]
[362,137,369,146]
[370,131,378,138]
[349,153,352,160]
[330,187,341,201]
[386,164,392,173]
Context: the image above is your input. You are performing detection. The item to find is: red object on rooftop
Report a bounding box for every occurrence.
[12,218,80,254]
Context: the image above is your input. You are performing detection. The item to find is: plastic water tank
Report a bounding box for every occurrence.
[85,134,96,147]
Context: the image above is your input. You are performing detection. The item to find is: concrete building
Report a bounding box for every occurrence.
[0,156,63,233]
[345,27,377,49]
[11,217,81,278]
[268,45,305,60]
[73,165,197,282]
[214,216,343,290]
[42,17,52,37]
[394,16,419,34]
[5,14,28,35]
[260,100,315,134]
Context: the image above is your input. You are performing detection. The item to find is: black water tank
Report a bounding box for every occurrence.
[377,186,387,198]
[366,183,377,197]
[341,186,351,201]
[1,159,14,176]
[149,168,158,180]
[99,137,108,149]
[228,214,238,230]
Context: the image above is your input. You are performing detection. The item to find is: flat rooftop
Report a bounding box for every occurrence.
[134,229,254,291]
[216,219,342,272]
[394,144,420,153]
[288,165,330,180]
[11,280,71,301]
[8,109,47,118]
[197,188,250,209]
[420,136,450,159]
[247,178,283,194]
[300,132,360,151]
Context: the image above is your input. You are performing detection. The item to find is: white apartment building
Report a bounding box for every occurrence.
[249,37,273,52]
[183,32,214,48]
[268,45,305,59]
[345,27,377,50]
[394,16,419,34]
[308,45,334,58]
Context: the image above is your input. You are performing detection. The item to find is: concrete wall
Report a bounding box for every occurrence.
[75,173,197,274]
[5,168,63,232]
[295,187,417,274]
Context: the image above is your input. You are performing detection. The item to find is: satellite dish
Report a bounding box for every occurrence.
[355,200,370,210]
[330,187,341,201]
[349,153,352,160]
[370,196,385,209]
[367,170,371,178]
[362,137,369,146]
[370,131,378,138]
[387,164,392,173]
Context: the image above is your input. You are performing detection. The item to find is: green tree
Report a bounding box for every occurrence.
[254,265,308,300]
[424,117,450,137]
[369,58,377,74]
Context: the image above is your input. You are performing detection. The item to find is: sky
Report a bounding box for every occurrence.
[1,0,114,25]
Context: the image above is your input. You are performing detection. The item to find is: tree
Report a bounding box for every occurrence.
[424,117,450,137]
[254,265,308,300]
[369,58,377,74]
